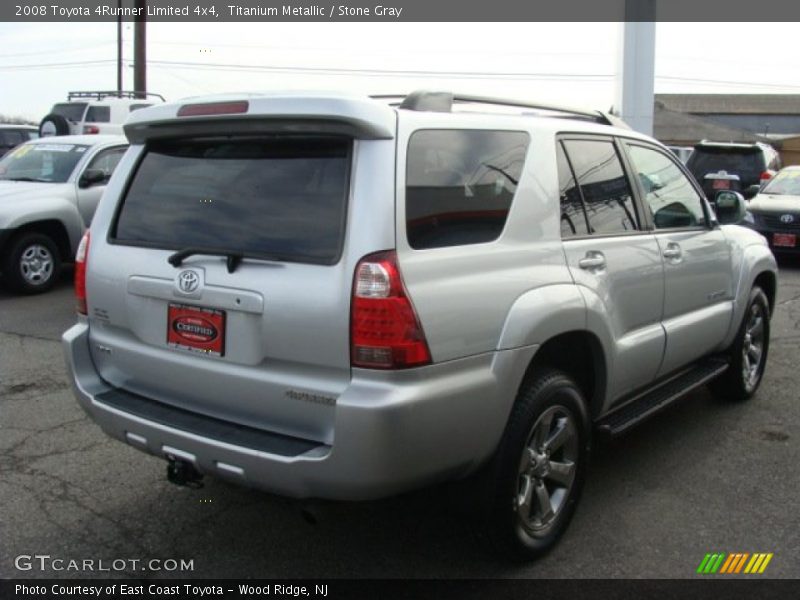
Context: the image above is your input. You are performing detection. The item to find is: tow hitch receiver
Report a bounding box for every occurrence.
[167,458,204,489]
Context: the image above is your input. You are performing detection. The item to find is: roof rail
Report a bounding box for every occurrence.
[67,90,166,102]
[376,90,628,128]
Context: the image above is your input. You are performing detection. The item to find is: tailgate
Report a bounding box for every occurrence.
[85,125,396,445]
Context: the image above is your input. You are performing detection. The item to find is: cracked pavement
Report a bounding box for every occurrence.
[1,262,798,579]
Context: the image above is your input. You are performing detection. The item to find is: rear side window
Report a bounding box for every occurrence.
[556,142,589,237]
[52,103,87,121]
[85,106,111,123]
[113,136,351,264]
[562,139,638,234]
[406,129,529,249]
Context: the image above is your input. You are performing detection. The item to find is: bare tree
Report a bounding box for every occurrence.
[0,114,37,126]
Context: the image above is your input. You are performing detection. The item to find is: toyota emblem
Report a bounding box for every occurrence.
[177,270,200,293]
[780,214,795,224]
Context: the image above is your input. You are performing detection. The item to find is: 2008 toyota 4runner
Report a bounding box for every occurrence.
[63,91,777,560]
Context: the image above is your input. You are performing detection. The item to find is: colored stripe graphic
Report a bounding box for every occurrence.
[697,554,712,573]
[710,553,726,573]
[734,553,749,573]
[719,554,736,574]
[758,553,774,573]
[698,552,773,574]
[697,553,727,574]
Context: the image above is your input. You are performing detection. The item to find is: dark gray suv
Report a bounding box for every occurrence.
[687,140,781,200]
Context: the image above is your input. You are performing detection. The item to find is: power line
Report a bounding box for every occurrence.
[657,75,800,90]
[0,41,115,59]
[3,55,800,92]
[0,59,120,70]
[144,59,615,81]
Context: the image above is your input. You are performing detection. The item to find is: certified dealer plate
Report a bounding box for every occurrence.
[773,233,796,248]
[167,303,226,356]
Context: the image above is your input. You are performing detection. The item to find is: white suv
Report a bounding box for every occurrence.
[39,91,165,137]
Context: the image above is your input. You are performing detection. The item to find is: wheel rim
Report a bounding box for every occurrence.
[514,405,579,537]
[742,302,766,392]
[19,244,54,286]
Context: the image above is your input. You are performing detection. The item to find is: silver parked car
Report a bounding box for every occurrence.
[63,91,777,560]
[0,135,127,292]
[743,165,800,256]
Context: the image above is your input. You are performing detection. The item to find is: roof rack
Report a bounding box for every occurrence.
[67,90,166,102]
[372,91,629,129]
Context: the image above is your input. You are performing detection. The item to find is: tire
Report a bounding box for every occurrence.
[478,368,591,561]
[39,113,70,137]
[710,286,770,402]
[2,232,62,294]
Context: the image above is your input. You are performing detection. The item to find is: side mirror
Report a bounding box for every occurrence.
[653,202,695,229]
[714,190,747,225]
[78,168,107,188]
[744,184,761,199]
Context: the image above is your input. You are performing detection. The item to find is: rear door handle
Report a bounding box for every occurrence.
[578,252,606,270]
[662,243,682,261]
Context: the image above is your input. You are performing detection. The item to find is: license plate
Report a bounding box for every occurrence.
[773,233,796,248]
[712,180,730,190]
[167,303,226,356]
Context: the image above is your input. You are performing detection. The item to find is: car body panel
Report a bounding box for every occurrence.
[85,129,396,444]
[60,91,780,503]
[0,135,127,255]
[654,228,733,376]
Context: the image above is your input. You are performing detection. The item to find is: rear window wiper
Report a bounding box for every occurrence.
[168,248,243,273]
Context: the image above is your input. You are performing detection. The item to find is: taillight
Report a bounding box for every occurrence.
[83,125,99,134]
[759,171,772,183]
[74,231,90,315]
[351,251,431,369]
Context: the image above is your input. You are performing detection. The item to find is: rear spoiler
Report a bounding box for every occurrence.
[124,96,396,143]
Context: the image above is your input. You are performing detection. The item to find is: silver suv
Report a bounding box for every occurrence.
[63,91,778,560]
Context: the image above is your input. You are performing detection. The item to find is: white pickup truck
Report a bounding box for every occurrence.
[0,134,127,293]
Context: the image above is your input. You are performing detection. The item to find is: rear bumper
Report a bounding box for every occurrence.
[63,322,535,500]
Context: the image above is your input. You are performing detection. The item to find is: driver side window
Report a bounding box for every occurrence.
[87,147,126,176]
[626,144,706,229]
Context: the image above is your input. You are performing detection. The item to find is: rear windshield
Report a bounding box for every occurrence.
[687,147,765,183]
[113,136,351,264]
[52,103,88,122]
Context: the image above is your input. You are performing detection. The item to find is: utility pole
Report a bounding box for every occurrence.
[614,0,657,135]
[116,0,123,94]
[133,0,147,98]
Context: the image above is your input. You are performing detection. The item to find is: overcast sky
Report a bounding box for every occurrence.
[2,22,799,122]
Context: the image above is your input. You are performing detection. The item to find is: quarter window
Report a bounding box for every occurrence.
[85,106,111,123]
[626,144,707,229]
[556,142,589,237]
[406,129,529,249]
[562,139,638,234]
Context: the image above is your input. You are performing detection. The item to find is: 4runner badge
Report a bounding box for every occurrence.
[175,269,204,297]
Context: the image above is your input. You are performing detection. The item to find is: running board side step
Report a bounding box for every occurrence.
[596,357,730,437]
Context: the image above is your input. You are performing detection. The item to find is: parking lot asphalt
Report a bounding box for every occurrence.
[1,261,798,580]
